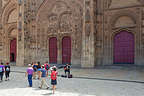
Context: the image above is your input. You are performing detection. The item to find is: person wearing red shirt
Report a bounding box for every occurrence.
[44,62,50,77]
[51,66,58,94]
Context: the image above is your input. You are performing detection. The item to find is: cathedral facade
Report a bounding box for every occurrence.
[0,0,144,68]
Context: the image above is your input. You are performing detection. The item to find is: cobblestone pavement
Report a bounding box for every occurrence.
[0,67,144,96]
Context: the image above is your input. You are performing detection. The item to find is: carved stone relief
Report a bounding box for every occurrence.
[36,0,83,62]
[85,23,91,37]
[60,13,73,33]
[2,0,10,8]
[85,0,91,23]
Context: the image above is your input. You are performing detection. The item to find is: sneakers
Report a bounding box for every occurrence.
[39,87,49,89]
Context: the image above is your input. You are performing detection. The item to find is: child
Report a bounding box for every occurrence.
[51,66,58,94]
[5,62,10,81]
[26,64,34,87]
[39,65,49,89]
[0,62,5,82]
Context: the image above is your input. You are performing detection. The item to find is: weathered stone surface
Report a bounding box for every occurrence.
[0,0,144,67]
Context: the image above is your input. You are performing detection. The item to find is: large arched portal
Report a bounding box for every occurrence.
[62,36,71,64]
[114,31,134,64]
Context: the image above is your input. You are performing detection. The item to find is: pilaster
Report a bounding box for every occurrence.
[81,0,95,68]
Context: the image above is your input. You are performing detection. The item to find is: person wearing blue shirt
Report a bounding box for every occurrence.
[39,65,49,89]
[0,62,5,82]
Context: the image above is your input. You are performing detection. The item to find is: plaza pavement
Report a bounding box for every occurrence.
[0,66,144,96]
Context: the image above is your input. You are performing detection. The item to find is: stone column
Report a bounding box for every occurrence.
[16,1,25,66]
[57,35,62,64]
[0,0,2,14]
[96,0,105,65]
[81,0,95,68]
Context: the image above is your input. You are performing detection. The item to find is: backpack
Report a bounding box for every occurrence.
[45,64,50,70]
[0,67,2,72]
[51,71,57,80]
[68,74,73,78]
[61,74,67,78]
[6,67,10,71]
[33,65,37,70]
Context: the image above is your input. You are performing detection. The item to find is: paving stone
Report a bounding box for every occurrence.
[0,67,144,96]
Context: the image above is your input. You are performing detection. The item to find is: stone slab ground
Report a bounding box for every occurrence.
[0,66,144,96]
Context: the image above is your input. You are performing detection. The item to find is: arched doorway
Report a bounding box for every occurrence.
[114,31,134,64]
[62,36,71,64]
[10,38,17,62]
[49,37,57,64]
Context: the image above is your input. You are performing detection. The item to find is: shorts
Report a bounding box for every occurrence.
[65,70,70,73]
[51,79,57,85]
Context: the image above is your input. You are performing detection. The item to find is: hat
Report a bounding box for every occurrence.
[53,66,57,71]
[53,66,56,68]
[28,64,31,67]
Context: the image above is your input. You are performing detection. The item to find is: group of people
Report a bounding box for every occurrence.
[0,62,10,82]
[0,61,71,94]
[26,62,58,94]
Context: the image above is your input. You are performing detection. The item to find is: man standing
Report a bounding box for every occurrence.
[64,64,71,77]
[0,62,5,82]
[26,64,34,87]
[39,65,49,89]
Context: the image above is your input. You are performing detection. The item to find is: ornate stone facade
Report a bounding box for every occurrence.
[0,0,144,67]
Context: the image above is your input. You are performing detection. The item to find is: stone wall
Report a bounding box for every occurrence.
[0,0,144,67]
[0,0,18,64]
[101,0,143,65]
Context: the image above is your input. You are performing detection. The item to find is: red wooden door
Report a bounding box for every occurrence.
[114,31,134,64]
[49,37,57,64]
[10,38,17,62]
[62,37,71,64]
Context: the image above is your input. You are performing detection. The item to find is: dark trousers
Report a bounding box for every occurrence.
[0,72,4,81]
[65,70,70,76]
[5,71,10,79]
[28,75,32,87]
